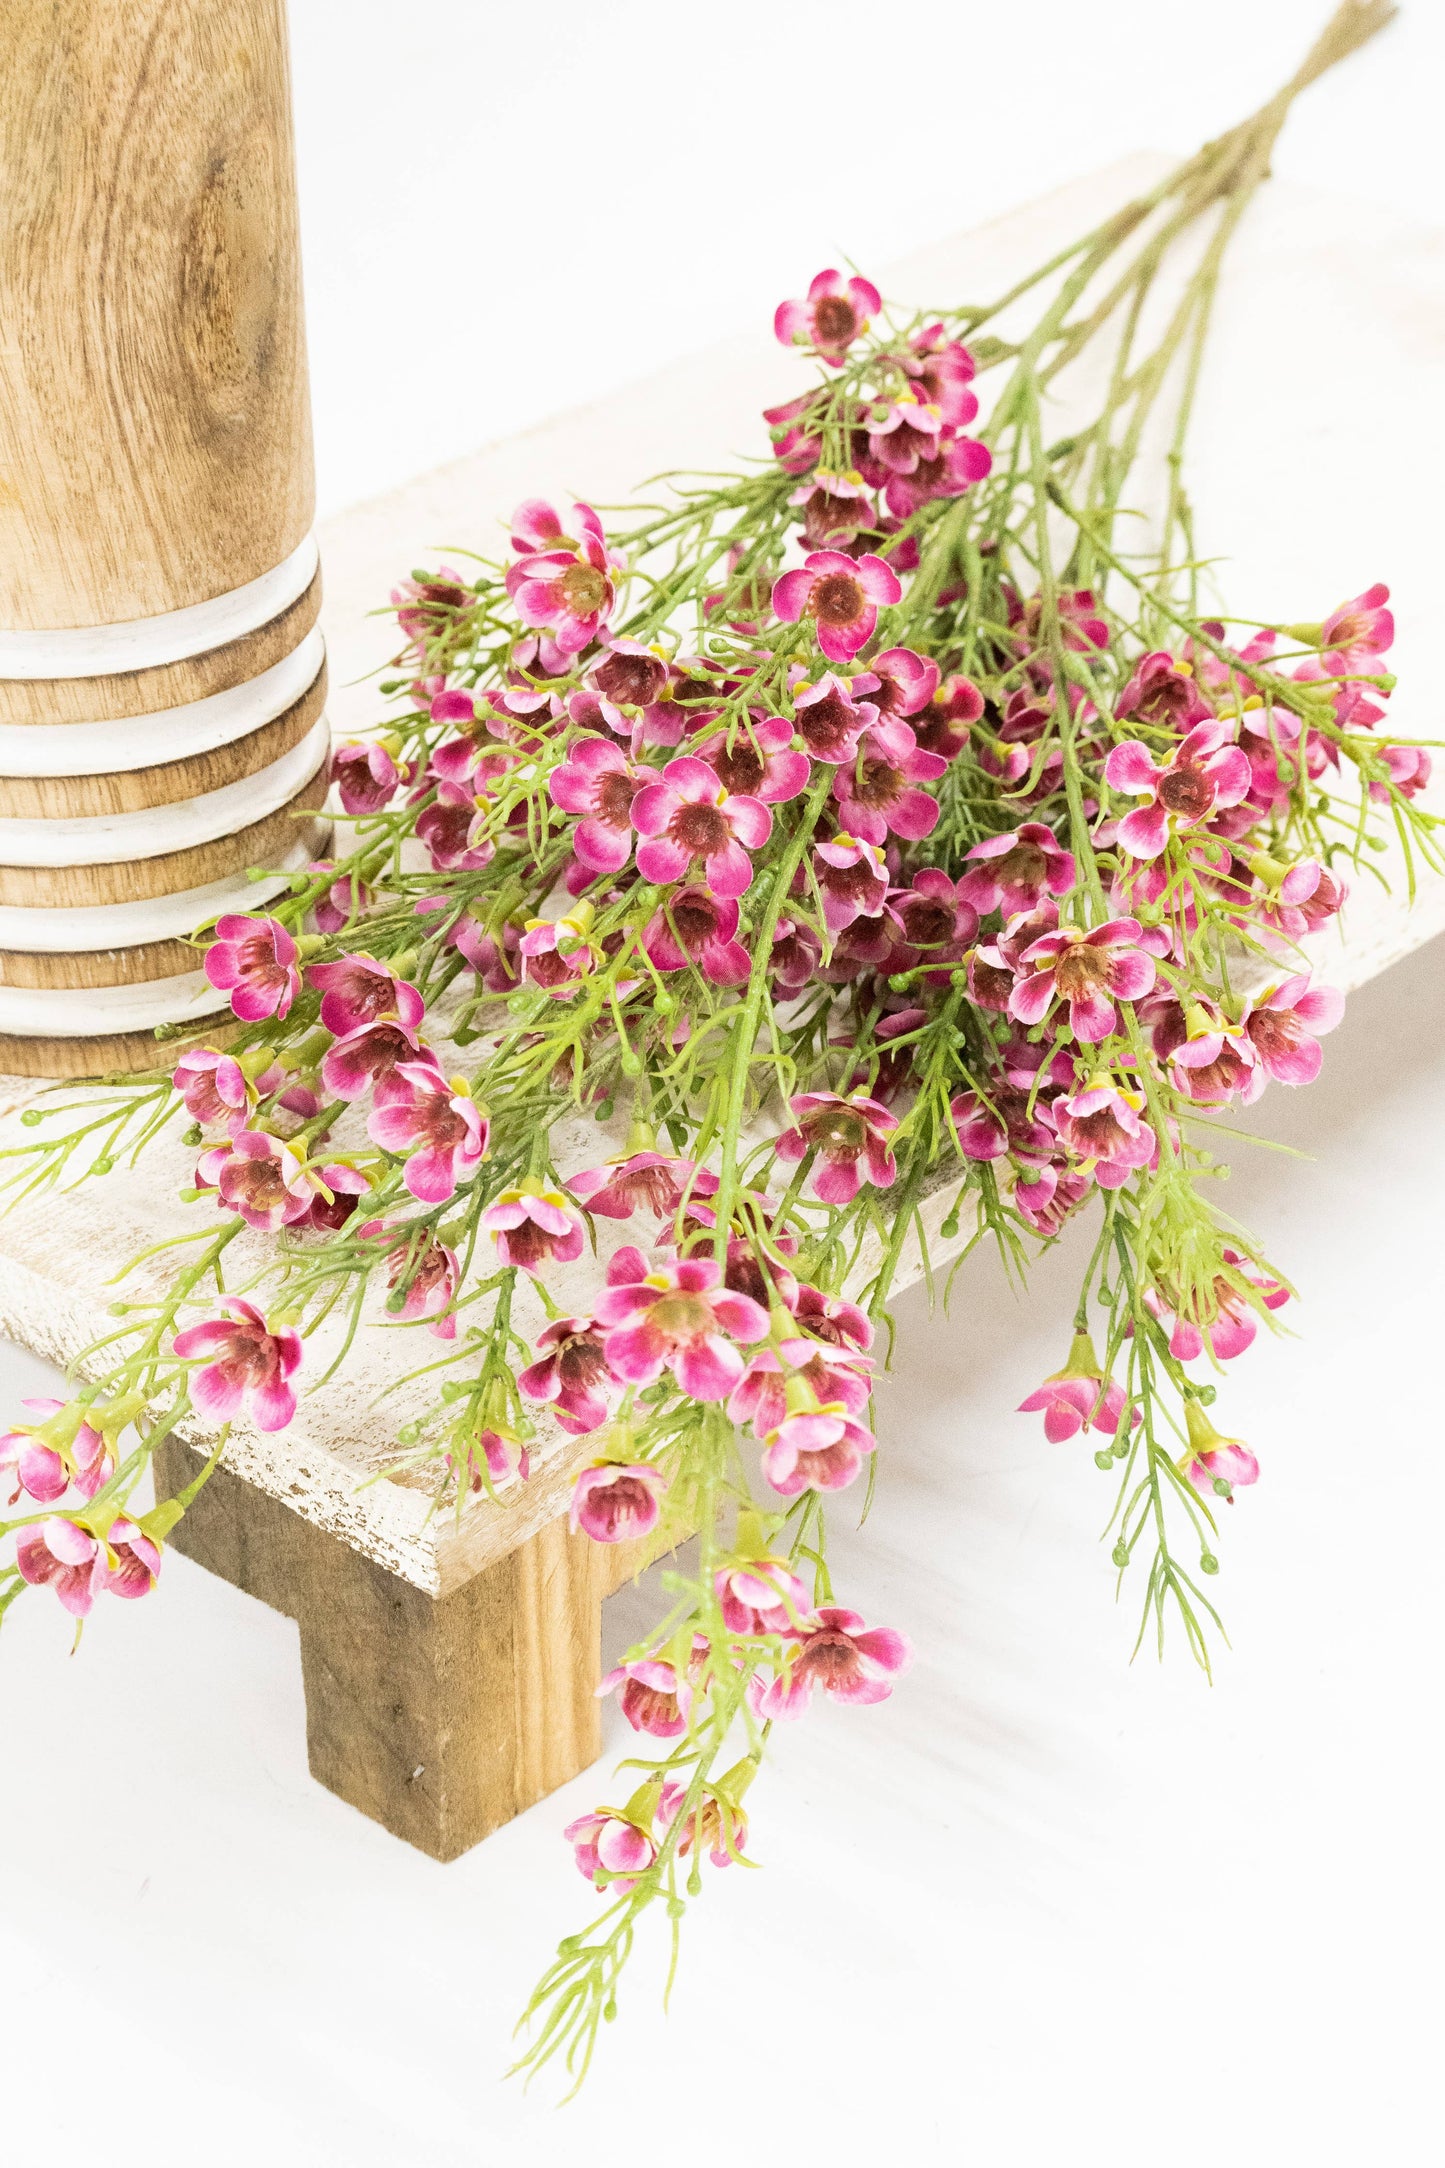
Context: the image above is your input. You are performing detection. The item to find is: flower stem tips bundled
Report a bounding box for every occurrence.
[0,1,1425,2089]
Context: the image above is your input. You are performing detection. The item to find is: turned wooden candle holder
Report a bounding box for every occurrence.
[0,0,329,1078]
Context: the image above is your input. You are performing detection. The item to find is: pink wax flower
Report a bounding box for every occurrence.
[831,717,946,844]
[481,1186,585,1273]
[774,1090,898,1205]
[173,1297,303,1432]
[1148,1248,1290,1364]
[790,672,876,762]
[570,1151,714,1222]
[1009,917,1157,1044]
[414,783,495,873]
[886,869,977,971]
[658,1779,749,1869]
[1182,1402,1259,1502]
[788,1284,873,1356]
[504,498,620,655]
[761,1403,876,1495]
[913,672,984,762]
[203,914,299,1023]
[1243,974,1345,1086]
[1015,1164,1092,1238]
[960,822,1076,918]
[812,833,889,933]
[362,1220,461,1339]
[1373,742,1431,803]
[518,1316,618,1435]
[595,1256,769,1402]
[1319,582,1393,674]
[866,386,947,475]
[306,954,426,1040]
[548,736,645,876]
[564,1806,657,1892]
[1015,585,1109,656]
[792,467,875,550]
[172,1047,249,1129]
[321,1019,430,1102]
[643,885,751,985]
[367,1063,489,1204]
[1054,1081,1158,1188]
[901,322,979,422]
[630,754,772,897]
[446,1427,530,1493]
[1257,857,1347,943]
[1114,651,1207,733]
[96,1516,163,1602]
[14,1517,103,1616]
[764,387,826,474]
[1142,994,1261,1108]
[1105,717,1251,860]
[331,740,401,816]
[569,1459,669,1544]
[769,915,824,993]
[715,1556,813,1636]
[519,905,598,996]
[391,566,470,649]
[754,1606,912,1720]
[598,1656,693,1739]
[855,645,940,721]
[1,1398,109,1505]
[311,865,374,937]
[197,1129,315,1233]
[881,429,992,520]
[588,639,671,729]
[772,550,902,665]
[774,267,881,365]
[695,714,811,804]
[1019,1333,1133,1442]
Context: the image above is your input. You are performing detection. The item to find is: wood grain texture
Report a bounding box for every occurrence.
[0,0,313,631]
[153,1437,607,1860]
[0,1014,233,1080]
[0,936,205,990]
[0,574,322,726]
[3,656,327,818]
[0,780,329,908]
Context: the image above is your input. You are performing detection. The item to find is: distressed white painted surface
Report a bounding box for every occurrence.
[0,837,318,952]
[0,535,319,676]
[0,629,326,778]
[0,162,1440,1594]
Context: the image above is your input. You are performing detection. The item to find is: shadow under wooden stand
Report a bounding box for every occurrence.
[152,1437,676,1860]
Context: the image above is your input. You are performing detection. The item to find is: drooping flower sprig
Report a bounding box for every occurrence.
[0,0,1428,2090]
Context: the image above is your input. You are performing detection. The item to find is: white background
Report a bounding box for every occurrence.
[4,5,1443,2163]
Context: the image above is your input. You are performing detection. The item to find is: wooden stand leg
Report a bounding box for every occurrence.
[152,1440,606,1861]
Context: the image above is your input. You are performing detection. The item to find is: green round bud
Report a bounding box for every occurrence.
[939,1210,961,1240]
[385,1290,407,1313]
[1111,1540,1130,1569]
[93,1158,114,1176]
[1094,1449,1113,1471]
[619,1051,643,1077]
[1196,1385,1216,1406]
[653,991,676,1015]
[1200,1552,1220,1575]
[887,973,912,994]
[20,1108,42,1127]
[950,968,970,989]
[182,1123,203,1147]
[1212,1477,1232,1499]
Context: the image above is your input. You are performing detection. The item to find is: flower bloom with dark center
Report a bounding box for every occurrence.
[832,717,947,843]
[882,428,993,520]
[773,267,881,365]
[570,1152,716,1222]
[481,1187,585,1273]
[569,1460,669,1544]
[503,498,620,655]
[16,1515,162,1617]
[322,1019,431,1103]
[901,322,980,423]
[203,914,300,1024]
[769,915,823,993]
[599,1656,693,1740]
[1105,717,1251,860]
[790,671,877,762]
[772,549,902,665]
[644,885,751,986]
[1,1397,110,1506]
[391,566,470,650]
[912,672,983,761]
[595,1256,769,1402]
[1053,1082,1158,1188]
[1319,581,1393,674]
[960,821,1076,918]
[752,1606,912,1720]
[812,833,889,934]
[694,714,810,803]
[519,906,598,996]
[1018,1373,1131,1443]
[415,782,496,873]
[1009,917,1158,1045]
[630,754,772,896]
[549,735,645,876]
[1242,973,1345,1085]
[589,638,670,727]
[196,1129,317,1233]
[563,1805,658,1892]
[518,1316,618,1436]
[761,1404,877,1495]
[172,1047,249,1130]
[331,739,401,816]
[854,644,940,720]
[866,387,947,475]
[360,1219,461,1339]
[1146,1248,1290,1364]
[774,1090,898,1205]
[791,467,875,549]
[307,954,426,1039]
[367,1062,489,1204]
[173,1297,303,1432]
[1115,650,1209,733]
[714,1556,813,1636]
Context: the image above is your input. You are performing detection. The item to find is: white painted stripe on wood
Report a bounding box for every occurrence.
[0,628,326,777]
[0,536,319,680]
[0,970,229,1036]
[0,837,318,953]
[0,717,330,867]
